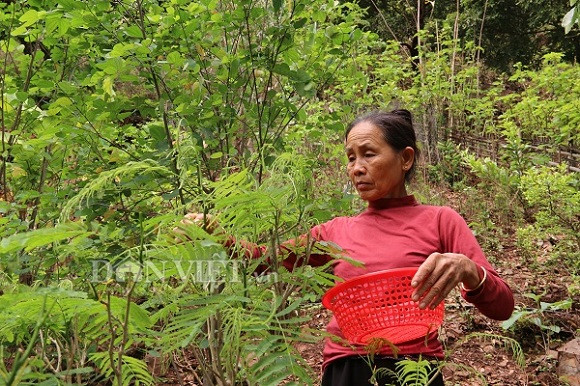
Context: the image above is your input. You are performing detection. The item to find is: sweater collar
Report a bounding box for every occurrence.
[367,195,418,211]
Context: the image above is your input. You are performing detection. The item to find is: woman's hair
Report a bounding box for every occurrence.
[345,109,420,182]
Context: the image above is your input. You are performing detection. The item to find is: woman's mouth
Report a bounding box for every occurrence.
[355,182,371,190]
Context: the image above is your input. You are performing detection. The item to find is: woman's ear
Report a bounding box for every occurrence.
[401,147,415,171]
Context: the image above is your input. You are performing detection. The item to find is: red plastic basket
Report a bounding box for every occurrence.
[322,267,444,345]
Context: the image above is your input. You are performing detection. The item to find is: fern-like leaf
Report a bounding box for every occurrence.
[60,160,170,221]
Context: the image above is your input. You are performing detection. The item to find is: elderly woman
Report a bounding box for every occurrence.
[187,109,514,385]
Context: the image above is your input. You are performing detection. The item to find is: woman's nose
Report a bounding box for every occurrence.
[352,160,366,175]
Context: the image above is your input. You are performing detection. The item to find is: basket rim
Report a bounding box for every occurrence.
[321,267,419,310]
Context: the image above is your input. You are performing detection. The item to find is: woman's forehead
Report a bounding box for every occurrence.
[346,122,384,148]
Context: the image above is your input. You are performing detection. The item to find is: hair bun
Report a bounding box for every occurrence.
[391,109,413,125]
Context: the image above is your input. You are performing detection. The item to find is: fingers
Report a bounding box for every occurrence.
[411,253,437,288]
[180,212,219,234]
[411,252,468,310]
[174,213,203,234]
[183,212,205,224]
[419,278,456,310]
[172,225,189,243]
[173,213,211,242]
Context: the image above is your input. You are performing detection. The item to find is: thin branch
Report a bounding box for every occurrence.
[369,0,409,60]
[476,0,489,90]
[9,34,45,135]
[105,290,122,386]
[1,3,17,201]
[28,143,53,230]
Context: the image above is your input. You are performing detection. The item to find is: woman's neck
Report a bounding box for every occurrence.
[367,195,417,210]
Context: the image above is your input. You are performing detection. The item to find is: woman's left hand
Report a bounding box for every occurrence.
[411,252,481,310]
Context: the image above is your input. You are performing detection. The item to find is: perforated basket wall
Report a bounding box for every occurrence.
[322,268,444,345]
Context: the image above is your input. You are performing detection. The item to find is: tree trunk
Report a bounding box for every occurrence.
[416,0,439,165]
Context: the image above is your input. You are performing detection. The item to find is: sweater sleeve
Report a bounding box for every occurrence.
[438,207,514,320]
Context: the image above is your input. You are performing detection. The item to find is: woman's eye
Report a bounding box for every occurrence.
[365,153,375,158]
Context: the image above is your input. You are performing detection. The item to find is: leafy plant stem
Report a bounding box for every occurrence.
[5,295,53,386]
[8,34,41,142]
[39,329,62,373]
[105,290,121,386]
[207,315,225,386]
[450,0,459,104]
[476,0,489,90]
[0,3,16,201]
[28,143,53,230]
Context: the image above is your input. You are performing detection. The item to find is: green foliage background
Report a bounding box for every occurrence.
[0,0,578,384]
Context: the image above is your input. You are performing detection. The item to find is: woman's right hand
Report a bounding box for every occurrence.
[181,213,219,234]
[173,213,219,242]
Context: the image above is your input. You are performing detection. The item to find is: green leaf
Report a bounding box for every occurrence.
[501,310,526,330]
[162,189,179,200]
[166,51,184,65]
[103,76,116,97]
[538,322,560,333]
[124,25,143,38]
[52,96,73,107]
[562,7,578,34]
[35,79,55,89]
[11,24,29,36]
[292,69,310,82]
[19,10,40,26]
[46,14,71,36]
[351,29,363,41]
[273,0,282,13]
[57,0,84,9]
[293,17,307,28]
[274,298,303,318]
[0,224,90,254]
[15,91,28,102]
[58,81,76,94]
[109,43,135,58]
[108,297,152,330]
[551,299,573,310]
[273,63,292,77]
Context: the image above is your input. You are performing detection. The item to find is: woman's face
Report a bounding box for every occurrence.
[345,121,414,202]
